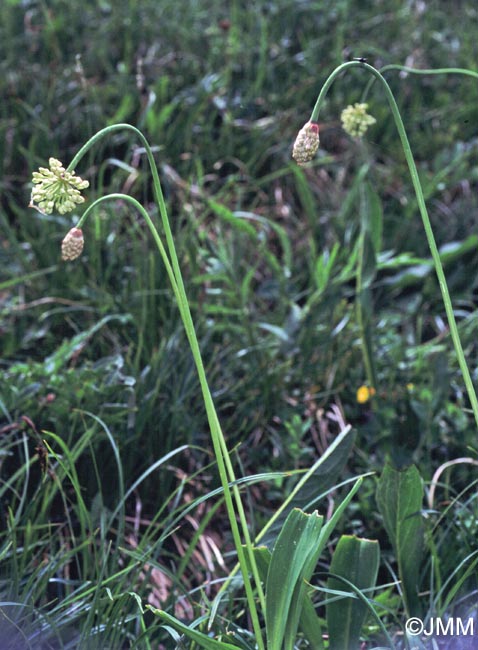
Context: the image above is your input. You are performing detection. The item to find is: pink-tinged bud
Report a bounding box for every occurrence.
[61,227,84,261]
[292,121,320,165]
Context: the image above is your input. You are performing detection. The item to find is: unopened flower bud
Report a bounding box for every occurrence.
[341,103,376,138]
[292,121,320,165]
[61,227,84,261]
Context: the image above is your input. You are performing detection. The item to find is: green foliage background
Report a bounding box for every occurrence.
[1,0,478,647]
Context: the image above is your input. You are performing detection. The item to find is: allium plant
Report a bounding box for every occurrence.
[292,60,478,434]
[30,125,369,650]
[30,124,268,650]
[29,61,478,648]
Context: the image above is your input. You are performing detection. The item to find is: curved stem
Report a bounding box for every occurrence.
[378,64,478,80]
[77,194,180,301]
[310,61,360,123]
[72,147,266,643]
[309,62,478,430]
[361,64,478,101]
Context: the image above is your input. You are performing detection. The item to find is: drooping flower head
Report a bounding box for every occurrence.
[30,158,89,215]
[292,121,320,165]
[61,227,84,261]
[341,103,376,138]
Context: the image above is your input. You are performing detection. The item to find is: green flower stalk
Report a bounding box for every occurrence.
[292,120,320,164]
[295,60,478,432]
[341,102,376,137]
[30,124,267,650]
[30,157,89,214]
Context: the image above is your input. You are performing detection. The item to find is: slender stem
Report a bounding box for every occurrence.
[76,194,180,302]
[378,64,478,80]
[69,129,265,646]
[310,61,359,123]
[362,63,478,101]
[309,62,478,430]
[361,64,478,102]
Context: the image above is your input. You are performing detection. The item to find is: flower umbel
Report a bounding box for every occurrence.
[61,227,84,261]
[30,158,89,215]
[292,121,320,165]
[341,103,376,138]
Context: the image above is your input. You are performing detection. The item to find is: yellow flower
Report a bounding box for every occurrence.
[30,158,89,215]
[292,121,320,164]
[341,103,376,138]
[356,385,376,404]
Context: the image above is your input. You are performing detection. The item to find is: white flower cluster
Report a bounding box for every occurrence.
[341,103,376,138]
[30,158,89,214]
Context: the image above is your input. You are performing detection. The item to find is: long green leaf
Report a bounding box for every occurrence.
[326,535,380,650]
[148,609,241,650]
[251,545,325,649]
[266,508,323,650]
[254,478,368,650]
[376,464,424,616]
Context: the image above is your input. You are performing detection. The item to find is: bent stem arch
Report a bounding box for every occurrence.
[67,127,266,648]
[307,61,478,432]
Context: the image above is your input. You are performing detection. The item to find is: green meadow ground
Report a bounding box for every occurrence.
[1,1,478,647]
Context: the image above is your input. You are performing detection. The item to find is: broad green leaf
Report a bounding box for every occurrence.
[252,546,324,649]
[266,508,323,650]
[298,593,325,650]
[148,608,241,650]
[249,545,271,582]
[380,263,432,289]
[378,235,478,290]
[376,464,424,616]
[326,535,380,650]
